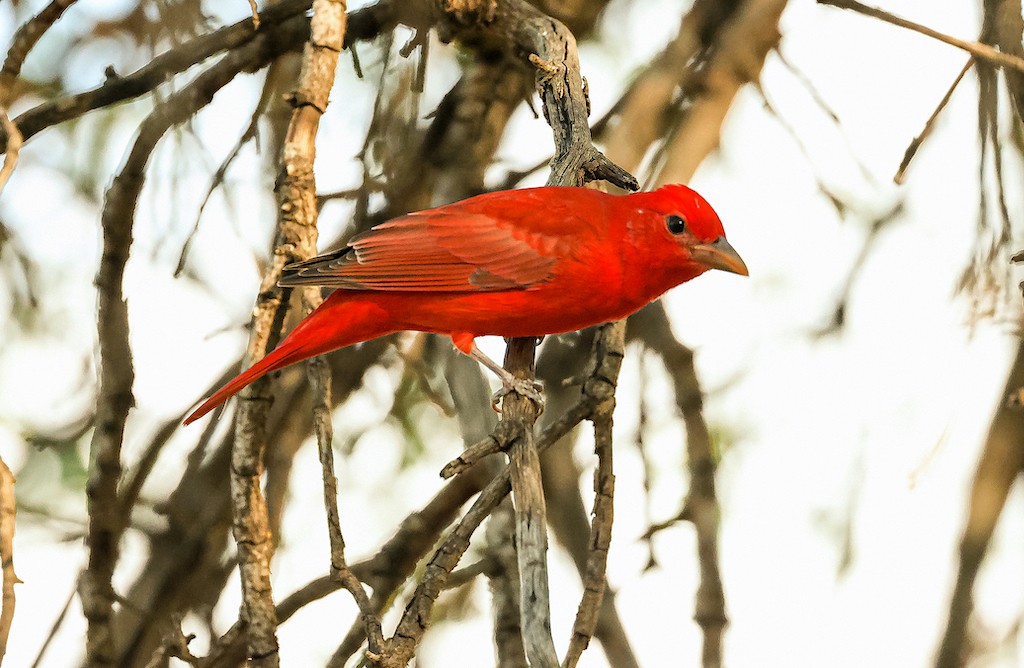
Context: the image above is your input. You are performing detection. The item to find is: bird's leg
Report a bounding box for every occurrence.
[468,343,545,414]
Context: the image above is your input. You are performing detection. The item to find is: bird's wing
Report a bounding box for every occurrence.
[279,211,564,292]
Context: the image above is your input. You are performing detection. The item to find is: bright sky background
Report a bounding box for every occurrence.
[2,1,1024,667]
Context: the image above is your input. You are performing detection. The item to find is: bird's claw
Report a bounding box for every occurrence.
[491,378,545,415]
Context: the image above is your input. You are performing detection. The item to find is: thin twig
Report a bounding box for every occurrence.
[631,303,727,668]
[8,0,312,149]
[0,455,18,666]
[485,498,528,668]
[28,583,76,668]
[936,344,1024,668]
[381,323,625,668]
[0,113,20,197]
[0,0,76,194]
[175,86,265,277]
[562,320,622,668]
[440,421,517,478]
[895,58,974,184]
[819,0,1024,74]
[502,337,559,667]
[0,0,78,105]
[247,0,260,30]
[143,615,200,668]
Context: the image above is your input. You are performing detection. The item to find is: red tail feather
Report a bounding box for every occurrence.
[184,338,317,425]
[184,293,393,425]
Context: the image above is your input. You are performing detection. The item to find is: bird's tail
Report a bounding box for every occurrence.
[184,293,391,425]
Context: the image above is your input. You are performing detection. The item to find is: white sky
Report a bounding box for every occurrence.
[2,1,1024,667]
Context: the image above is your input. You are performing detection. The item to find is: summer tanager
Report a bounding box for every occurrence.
[184,184,746,425]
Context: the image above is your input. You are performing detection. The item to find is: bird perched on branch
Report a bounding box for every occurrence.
[185,184,746,425]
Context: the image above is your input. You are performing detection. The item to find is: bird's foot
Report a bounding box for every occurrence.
[491,378,545,415]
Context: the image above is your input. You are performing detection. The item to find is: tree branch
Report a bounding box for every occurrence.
[562,321,622,668]
[819,0,1024,74]
[936,338,1024,668]
[6,0,312,150]
[0,455,18,666]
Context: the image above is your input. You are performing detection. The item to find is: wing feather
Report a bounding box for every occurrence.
[279,211,564,292]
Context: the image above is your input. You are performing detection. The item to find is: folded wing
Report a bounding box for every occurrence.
[279,211,563,291]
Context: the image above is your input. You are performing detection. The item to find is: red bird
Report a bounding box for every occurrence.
[185,185,746,425]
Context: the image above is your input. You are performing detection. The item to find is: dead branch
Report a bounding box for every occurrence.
[562,322,621,668]
[0,0,78,106]
[379,322,625,667]
[895,58,974,184]
[6,0,312,150]
[224,1,351,663]
[485,498,528,668]
[0,455,18,667]
[501,336,560,666]
[819,0,1024,74]
[936,338,1024,667]
[76,20,307,668]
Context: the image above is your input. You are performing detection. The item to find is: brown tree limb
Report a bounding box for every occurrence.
[0,114,19,200]
[0,0,78,106]
[6,0,313,150]
[502,336,559,667]
[80,20,308,668]
[223,2,349,662]
[657,0,786,188]
[381,323,625,668]
[819,0,1024,74]
[894,58,974,184]
[981,0,1024,120]
[278,0,385,656]
[229,404,280,668]
[936,338,1024,668]
[562,321,622,668]
[639,3,786,657]
[0,455,18,667]
[628,303,727,668]
[485,498,528,668]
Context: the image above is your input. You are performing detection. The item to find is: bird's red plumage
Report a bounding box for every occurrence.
[184,185,744,425]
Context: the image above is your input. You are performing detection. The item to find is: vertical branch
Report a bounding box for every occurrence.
[82,97,143,668]
[0,456,18,666]
[936,338,1024,668]
[485,498,528,668]
[502,337,559,667]
[0,0,79,103]
[59,20,305,668]
[630,303,727,668]
[229,402,279,668]
[500,7,634,665]
[562,321,623,668]
[383,317,626,667]
[278,0,385,653]
[0,0,78,194]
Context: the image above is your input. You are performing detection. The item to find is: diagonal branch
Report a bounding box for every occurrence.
[6,0,313,150]
[819,0,1024,74]
[936,338,1024,667]
[77,19,306,668]
[0,455,18,667]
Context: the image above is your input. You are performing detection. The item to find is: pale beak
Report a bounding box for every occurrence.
[689,236,748,276]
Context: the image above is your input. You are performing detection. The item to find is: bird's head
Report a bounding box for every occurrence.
[648,183,748,277]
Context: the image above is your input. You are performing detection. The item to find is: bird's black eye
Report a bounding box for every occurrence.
[666,214,688,235]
